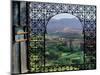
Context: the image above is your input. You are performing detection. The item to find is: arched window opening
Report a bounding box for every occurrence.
[45,13,84,65]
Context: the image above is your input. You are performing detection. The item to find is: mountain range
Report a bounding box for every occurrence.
[47,18,82,34]
[46,18,83,39]
[47,18,82,33]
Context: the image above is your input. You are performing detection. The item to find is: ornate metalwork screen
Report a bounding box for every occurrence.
[12,1,96,74]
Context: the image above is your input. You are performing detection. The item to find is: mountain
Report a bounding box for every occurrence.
[47,18,82,33]
[47,31,82,39]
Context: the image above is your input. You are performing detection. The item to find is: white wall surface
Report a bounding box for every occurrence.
[0,0,99,75]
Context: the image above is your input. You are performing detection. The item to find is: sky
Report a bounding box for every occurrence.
[52,13,78,20]
[47,13,82,33]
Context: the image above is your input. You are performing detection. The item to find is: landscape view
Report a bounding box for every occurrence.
[45,14,84,66]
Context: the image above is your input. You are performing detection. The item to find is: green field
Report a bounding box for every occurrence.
[45,38,84,66]
[29,34,84,72]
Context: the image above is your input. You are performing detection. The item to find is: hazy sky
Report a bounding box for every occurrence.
[52,13,78,20]
[47,13,82,33]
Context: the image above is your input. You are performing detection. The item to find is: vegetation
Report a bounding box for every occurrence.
[45,38,84,66]
[29,34,95,72]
